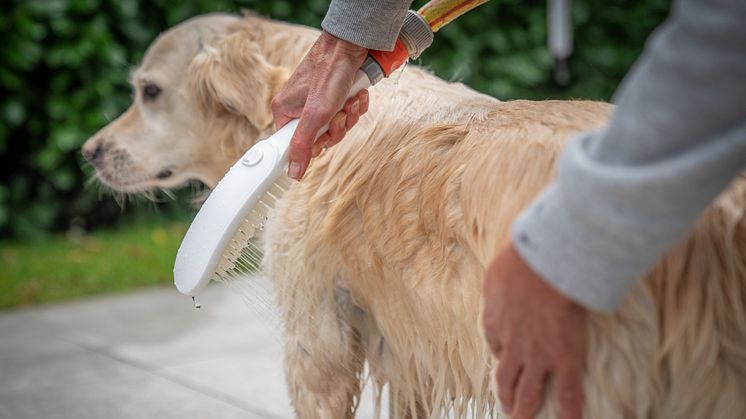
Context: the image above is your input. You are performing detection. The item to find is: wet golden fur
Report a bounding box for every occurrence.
[83,13,746,419]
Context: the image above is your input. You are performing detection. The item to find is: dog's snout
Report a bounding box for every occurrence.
[82,141,104,166]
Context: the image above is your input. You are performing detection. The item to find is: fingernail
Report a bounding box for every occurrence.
[288,161,302,179]
[351,100,359,115]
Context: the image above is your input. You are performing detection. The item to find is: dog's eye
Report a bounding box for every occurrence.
[142,83,161,101]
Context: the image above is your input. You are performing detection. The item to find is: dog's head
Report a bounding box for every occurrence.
[81,13,290,192]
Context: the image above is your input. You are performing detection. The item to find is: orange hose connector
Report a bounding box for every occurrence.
[418,0,489,32]
[369,1,489,77]
[368,38,410,77]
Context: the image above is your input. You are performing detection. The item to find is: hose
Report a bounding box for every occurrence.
[418,0,490,32]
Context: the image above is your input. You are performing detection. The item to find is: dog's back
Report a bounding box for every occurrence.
[266,67,608,417]
[265,63,746,418]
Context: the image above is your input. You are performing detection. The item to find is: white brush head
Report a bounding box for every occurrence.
[173,120,298,296]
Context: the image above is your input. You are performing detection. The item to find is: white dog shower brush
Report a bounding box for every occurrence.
[174,0,492,299]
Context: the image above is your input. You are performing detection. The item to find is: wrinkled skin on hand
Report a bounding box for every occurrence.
[482,242,588,419]
[271,30,370,180]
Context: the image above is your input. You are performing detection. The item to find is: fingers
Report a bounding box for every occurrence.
[343,97,360,130]
[289,91,369,178]
[324,91,369,150]
[342,90,368,130]
[358,89,369,114]
[512,366,548,419]
[555,366,583,419]
[311,133,331,158]
[482,242,588,419]
[288,103,334,179]
[286,95,349,180]
[271,88,300,129]
[310,112,348,157]
[496,355,522,414]
[271,68,311,130]
[327,112,348,145]
[284,32,367,180]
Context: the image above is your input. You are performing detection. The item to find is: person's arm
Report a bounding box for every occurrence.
[513,0,746,312]
[322,0,413,50]
[272,0,413,180]
[484,0,746,418]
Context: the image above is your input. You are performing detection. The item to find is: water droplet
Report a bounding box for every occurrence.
[390,60,409,101]
[192,296,202,310]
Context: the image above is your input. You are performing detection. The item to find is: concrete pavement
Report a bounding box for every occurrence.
[0,279,382,419]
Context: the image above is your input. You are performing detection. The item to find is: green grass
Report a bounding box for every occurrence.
[0,221,187,309]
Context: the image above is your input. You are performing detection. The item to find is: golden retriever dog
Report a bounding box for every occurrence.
[82,12,746,419]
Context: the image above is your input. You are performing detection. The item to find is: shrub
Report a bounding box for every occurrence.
[0,0,669,240]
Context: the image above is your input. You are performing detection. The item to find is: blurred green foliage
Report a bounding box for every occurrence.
[0,0,669,241]
[0,219,187,308]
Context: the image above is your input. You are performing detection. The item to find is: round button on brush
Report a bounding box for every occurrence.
[242,149,263,166]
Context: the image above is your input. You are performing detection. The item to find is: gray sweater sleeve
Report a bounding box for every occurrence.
[513,0,746,312]
[322,0,413,50]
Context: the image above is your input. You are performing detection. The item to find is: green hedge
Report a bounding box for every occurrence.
[0,0,669,240]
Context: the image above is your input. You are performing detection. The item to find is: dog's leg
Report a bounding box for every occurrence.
[365,335,432,419]
[281,282,366,419]
[264,186,368,418]
[388,391,429,419]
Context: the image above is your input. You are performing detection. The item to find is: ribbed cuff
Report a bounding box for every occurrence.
[322,0,412,50]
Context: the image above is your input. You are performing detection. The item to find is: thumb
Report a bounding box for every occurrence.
[274,113,294,130]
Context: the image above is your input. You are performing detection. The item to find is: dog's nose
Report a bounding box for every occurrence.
[82,142,104,166]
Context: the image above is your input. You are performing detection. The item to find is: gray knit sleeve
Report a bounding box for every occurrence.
[512,0,746,312]
[322,0,413,50]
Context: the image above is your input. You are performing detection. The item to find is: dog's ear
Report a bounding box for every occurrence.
[191,31,289,133]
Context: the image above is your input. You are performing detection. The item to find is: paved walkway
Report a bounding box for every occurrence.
[0,280,381,419]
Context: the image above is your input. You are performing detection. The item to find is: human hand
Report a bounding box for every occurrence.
[271,31,370,180]
[482,242,587,419]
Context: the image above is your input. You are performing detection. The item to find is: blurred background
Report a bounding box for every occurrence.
[0,0,669,309]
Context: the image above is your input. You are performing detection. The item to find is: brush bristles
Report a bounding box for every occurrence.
[212,176,293,282]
